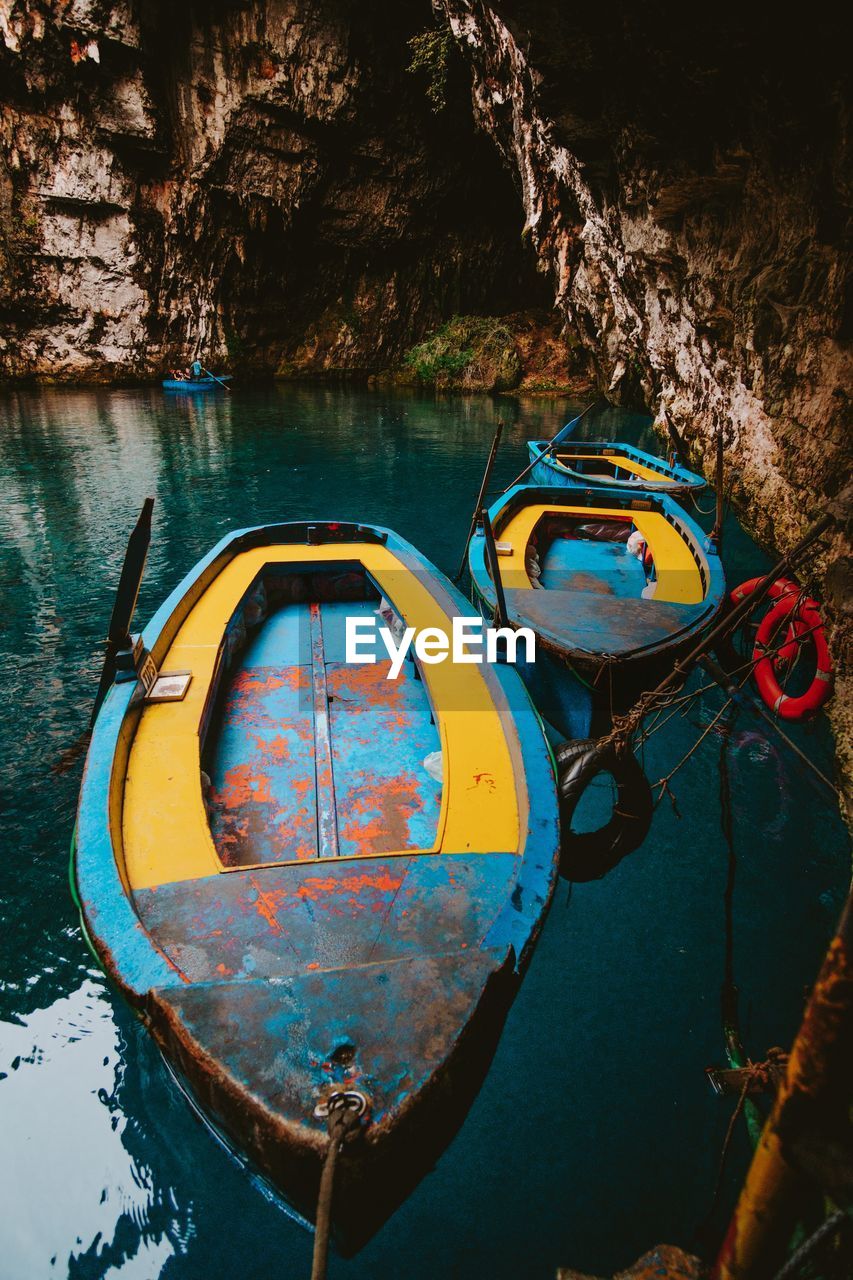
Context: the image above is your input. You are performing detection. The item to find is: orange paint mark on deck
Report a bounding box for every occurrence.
[248,876,288,934]
[338,773,425,856]
[264,733,292,763]
[328,662,415,735]
[293,867,407,902]
[214,762,273,809]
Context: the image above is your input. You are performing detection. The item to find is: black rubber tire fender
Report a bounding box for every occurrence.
[555,737,653,881]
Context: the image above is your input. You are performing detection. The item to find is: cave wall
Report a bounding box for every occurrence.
[0,0,545,380]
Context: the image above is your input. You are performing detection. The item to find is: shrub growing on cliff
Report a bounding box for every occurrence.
[406,27,454,112]
[404,316,522,392]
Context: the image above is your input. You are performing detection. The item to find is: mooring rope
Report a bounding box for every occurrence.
[718,712,769,1150]
[697,1051,788,1241]
[770,1210,850,1280]
[618,621,841,804]
[651,684,745,808]
[690,490,718,517]
[310,1092,367,1280]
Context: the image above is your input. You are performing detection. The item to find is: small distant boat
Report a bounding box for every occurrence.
[74,519,559,1249]
[527,438,706,495]
[161,373,232,392]
[469,483,725,739]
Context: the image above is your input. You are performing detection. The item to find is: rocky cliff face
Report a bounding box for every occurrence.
[0,0,545,380]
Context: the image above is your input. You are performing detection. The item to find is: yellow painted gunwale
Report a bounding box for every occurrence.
[553,452,667,483]
[122,543,520,891]
[496,503,704,605]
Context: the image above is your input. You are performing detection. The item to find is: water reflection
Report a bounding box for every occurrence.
[0,978,189,1278]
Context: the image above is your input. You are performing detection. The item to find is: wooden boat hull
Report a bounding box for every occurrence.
[73,520,560,1249]
[469,485,725,738]
[161,375,232,391]
[527,439,706,495]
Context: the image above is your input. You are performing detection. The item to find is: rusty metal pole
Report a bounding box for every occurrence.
[714,887,853,1280]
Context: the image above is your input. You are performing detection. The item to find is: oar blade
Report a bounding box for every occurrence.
[201,367,231,391]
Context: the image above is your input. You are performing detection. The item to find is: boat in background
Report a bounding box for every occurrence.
[527,438,706,495]
[162,374,232,391]
[73,518,559,1251]
[469,483,725,740]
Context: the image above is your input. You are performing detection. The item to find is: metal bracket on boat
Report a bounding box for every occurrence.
[114,633,145,681]
[116,632,162,706]
[706,1054,788,1099]
[313,1089,369,1122]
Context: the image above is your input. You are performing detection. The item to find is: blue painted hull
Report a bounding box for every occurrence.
[162,375,231,391]
[73,519,560,1250]
[528,439,706,494]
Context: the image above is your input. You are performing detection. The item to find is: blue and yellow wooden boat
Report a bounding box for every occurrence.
[469,485,725,739]
[73,519,559,1248]
[527,438,706,495]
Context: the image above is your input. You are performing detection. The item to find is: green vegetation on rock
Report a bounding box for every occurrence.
[405,27,454,113]
[403,315,522,391]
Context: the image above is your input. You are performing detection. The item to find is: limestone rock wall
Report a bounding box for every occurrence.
[0,0,544,380]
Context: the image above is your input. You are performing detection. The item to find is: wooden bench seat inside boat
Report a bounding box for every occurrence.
[555,452,666,483]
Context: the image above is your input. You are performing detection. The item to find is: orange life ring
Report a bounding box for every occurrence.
[730,576,802,664]
[730,576,796,604]
[753,592,833,719]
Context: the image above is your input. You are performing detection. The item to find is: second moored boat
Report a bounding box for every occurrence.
[526,437,706,495]
[468,482,726,740]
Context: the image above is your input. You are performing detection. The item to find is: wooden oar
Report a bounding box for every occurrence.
[90,497,155,726]
[481,510,510,629]
[202,366,231,392]
[502,398,600,492]
[710,420,725,549]
[55,498,156,774]
[454,419,504,582]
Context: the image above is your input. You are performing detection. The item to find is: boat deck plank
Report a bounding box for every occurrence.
[206,599,441,868]
[208,659,318,866]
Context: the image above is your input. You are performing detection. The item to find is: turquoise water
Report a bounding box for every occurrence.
[0,385,847,1279]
